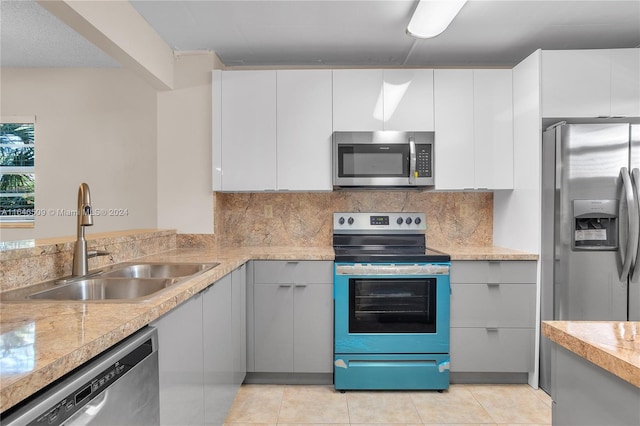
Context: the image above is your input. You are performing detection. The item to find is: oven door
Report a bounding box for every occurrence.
[334,263,450,354]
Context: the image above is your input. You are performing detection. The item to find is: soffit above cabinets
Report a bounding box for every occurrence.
[1,0,639,68]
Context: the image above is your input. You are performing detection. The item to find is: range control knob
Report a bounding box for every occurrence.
[415,217,422,225]
[348,217,354,225]
[405,217,412,225]
[338,217,345,225]
[396,217,403,225]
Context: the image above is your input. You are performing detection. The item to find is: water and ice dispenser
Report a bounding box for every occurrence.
[572,200,618,250]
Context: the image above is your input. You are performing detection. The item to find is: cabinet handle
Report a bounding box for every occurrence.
[295,284,307,288]
[488,261,501,284]
[486,327,499,332]
[486,283,500,287]
[279,284,293,288]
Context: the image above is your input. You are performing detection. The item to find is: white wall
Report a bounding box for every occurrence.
[0,68,158,241]
[156,52,222,234]
[493,50,542,253]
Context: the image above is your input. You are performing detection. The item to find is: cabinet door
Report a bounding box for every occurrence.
[277,70,333,190]
[220,70,277,190]
[203,275,234,426]
[293,283,333,373]
[333,69,384,131]
[434,69,475,190]
[450,328,534,372]
[611,48,640,117]
[450,283,536,328]
[254,283,294,372]
[542,50,611,117]
[153,295,204,426]
[474,69,514,190]
[383,69,435,131]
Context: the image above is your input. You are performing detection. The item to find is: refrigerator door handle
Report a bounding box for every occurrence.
[630,168,640,283]
[619,167,639,281]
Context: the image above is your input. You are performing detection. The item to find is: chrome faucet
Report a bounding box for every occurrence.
[71,183,109,276]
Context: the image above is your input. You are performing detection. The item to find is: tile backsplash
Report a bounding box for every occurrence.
[214,191,493,248]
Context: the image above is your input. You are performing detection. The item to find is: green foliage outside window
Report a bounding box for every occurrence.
[1,122,35,222]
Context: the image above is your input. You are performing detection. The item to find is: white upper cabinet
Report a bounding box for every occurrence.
[542,48,640,117]
[434,69,514,190]
[332,69,435,131]
[276,70,333,191]
[434,69,475,190]
[333,69,384,131]
[611,49,640,117]
[383,69,435,131]
[214,70,277,191]
[213,70,332,192]
[474,69,514,190]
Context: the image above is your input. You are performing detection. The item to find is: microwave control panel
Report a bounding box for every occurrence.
[416,144,432,177]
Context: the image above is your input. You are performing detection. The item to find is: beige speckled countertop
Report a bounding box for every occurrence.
[542,321,640,388]
[0,246,333,413]
[440,245,538,261]
[0,243,536,413]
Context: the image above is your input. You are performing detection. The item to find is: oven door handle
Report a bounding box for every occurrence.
[348,360,437,368]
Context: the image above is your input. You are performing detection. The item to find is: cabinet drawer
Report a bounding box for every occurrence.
[254,261,333,284]
[450,328,534,373]
[451,261,536,284]
[451,283,536,328]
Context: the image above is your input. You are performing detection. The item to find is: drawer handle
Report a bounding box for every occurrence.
[279,284,293,288]
[486,327,499,332]
[486,283,500,287]
[294,284,307,288]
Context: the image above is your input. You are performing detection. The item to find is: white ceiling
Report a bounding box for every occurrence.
[1,0,639,68]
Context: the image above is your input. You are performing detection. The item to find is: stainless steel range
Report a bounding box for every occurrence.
[333,212,451,390]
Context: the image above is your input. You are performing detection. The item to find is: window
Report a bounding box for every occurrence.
[1,117,35,227]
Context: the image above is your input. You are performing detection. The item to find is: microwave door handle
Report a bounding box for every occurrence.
[409,137,416,184]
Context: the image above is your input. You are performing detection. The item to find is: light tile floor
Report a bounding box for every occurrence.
[224,383,552,425]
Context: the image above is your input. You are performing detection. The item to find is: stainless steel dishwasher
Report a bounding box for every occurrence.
[1,327,159,426]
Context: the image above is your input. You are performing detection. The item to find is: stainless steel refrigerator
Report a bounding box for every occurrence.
[540,120,640,391]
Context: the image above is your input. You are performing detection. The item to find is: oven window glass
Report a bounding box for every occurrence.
[349,278,437,333]
[338,145,408,177]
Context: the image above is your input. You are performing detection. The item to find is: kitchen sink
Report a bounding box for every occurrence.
[0,262,219,303]
[101,263,215,279]
[27,277,178,301]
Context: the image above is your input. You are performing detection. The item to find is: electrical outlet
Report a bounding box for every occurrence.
[264,205,273,218]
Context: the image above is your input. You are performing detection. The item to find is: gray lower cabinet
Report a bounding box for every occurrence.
[551,343,640,426]
[450,260,537,380]
[153,265,246,426]
[154,293,205,425]
[248,261,333,377]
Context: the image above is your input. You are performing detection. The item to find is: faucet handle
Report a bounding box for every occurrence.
[88,249,110,258]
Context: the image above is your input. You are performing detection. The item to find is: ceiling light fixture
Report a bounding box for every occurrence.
[407,0,468,39]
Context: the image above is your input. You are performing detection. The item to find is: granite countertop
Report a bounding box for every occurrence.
[0,242,536,413]
[0,246,333,413]
[440,245,538,261]
[542,321,640,388]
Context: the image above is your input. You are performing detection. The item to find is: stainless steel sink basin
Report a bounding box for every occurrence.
[27,278,177,301]
[0,262,219,303]
[102,263,216,279]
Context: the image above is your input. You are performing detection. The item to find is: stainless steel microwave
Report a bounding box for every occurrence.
[332,131,435,188]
